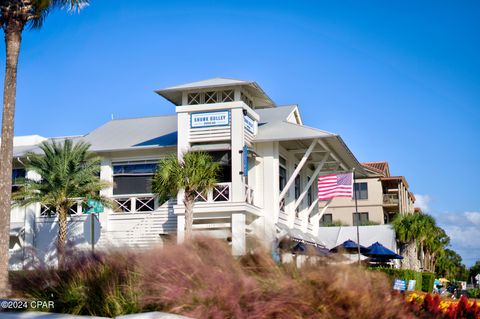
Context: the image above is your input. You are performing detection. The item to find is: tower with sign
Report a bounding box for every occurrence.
[156,78,272,254]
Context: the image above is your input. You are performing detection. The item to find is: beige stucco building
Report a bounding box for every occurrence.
[319,161,416,226]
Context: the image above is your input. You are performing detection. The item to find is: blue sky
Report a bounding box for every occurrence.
[1,1,479,266]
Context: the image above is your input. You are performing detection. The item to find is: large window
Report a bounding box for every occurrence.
[320,213,333,226]
[353,212,369,226]
[113,161,158,195]
[208,151,231,183]
[354,182,368,200]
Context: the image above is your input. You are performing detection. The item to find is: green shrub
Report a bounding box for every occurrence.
[467,288,480,298]
[369,267,423,291]
[421,272,435,293]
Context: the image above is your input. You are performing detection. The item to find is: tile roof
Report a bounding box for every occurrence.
[362,161,389,176]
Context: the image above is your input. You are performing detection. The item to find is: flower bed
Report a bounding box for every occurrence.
[406,292,480,318]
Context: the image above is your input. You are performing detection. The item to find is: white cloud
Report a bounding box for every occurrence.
[414,194,431,212]
[434,211,480,267]
[465,211,480,226]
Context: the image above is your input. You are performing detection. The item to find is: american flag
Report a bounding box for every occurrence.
[318,172,353,200]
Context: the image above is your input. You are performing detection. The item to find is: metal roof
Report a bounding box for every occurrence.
[255,121,334,142]
[255,105,297,123]
[155,77,275,107]
[253,114,365,175]
[83,115,177,152]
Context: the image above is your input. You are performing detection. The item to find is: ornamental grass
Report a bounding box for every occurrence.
[8,237,444,318]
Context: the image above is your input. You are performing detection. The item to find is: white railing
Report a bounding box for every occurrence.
[112,194,156,213]
[194,183,231,203]
[40,199,83,217]
[245,184,254,205]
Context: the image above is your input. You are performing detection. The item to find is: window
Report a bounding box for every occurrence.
[204,91,217,104]
[354,182,368,200]
[187,92,201,105]
[307,176,313,206]
[353,212,369,226]
[279,156,287,191]
[320,214,333,226]
[12,168,26,185]
[12,168,26,192]
[113,161,158,195]
[207,151,231,183]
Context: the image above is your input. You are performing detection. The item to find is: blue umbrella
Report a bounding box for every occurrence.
[365,242,403,259]
[330,239,370,254]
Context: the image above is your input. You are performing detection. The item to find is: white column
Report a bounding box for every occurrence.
[177,214,185,244]
[232,213,246,256]
[231,108,245,202]
[99,159,113,232]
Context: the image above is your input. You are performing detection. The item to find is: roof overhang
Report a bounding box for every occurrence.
[155,78,275,107]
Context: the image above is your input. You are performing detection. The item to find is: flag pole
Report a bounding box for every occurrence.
[353,167,361,265]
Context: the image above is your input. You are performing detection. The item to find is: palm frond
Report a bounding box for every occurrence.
[13,139,110,212]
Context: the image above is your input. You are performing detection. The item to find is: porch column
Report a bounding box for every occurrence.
[99,159,113,232]
[231,108,245,202]
[177,214,185,244]
[232,213,246,256]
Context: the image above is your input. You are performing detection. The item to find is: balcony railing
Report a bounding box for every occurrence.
[40,199,83,217]
[113,194,156,213]
[194,183,231,203]
[383,194,399,205]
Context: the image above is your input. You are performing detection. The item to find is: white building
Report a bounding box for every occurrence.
[9,78,367,268]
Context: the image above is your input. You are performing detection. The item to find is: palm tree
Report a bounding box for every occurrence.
[0,0,88,296]
[13,139,111,267]
[393,213,447,271]
[152,151,219,240]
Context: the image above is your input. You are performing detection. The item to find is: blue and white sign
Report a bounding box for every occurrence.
[191,110,230,128]
[393,279,407,291]
[244,115,257,135]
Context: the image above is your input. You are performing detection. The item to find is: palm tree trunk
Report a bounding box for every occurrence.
[0,18,25,298]
[57,206,68,268]
[183,192,194,241]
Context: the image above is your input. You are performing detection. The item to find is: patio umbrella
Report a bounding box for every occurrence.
[364,242,403,259]
[330,239,370,254]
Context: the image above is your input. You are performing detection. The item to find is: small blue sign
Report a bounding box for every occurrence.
[393,279,407,291]
[191,110,230,128]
